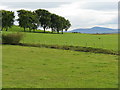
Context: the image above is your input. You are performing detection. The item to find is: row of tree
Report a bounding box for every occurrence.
[0,10,14,31]
[0,9,71,34]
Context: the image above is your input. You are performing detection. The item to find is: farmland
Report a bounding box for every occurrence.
[3,45,118,88]
[2,26,118,88]
[3,26,118,51]
[22,32,118,51]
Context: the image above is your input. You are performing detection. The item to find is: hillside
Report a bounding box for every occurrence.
[68,27,118,34]
[2,26,118,88]
[3,45,118,88]
[3,26,118,51]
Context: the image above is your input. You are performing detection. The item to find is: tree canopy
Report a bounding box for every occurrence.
[35,9,51,33]
[1,10,15,31]
[50,14,71,34]
[1,9,71,34]
[17,10,39,32]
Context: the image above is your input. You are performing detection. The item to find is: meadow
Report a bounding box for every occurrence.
[4,26,118,51]
[2,26,118,88]
[3,45,118,88]
[22,33,118,51]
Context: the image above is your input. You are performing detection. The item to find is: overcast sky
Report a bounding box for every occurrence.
[0,0,118,30]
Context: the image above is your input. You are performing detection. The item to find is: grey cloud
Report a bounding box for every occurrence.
[82,2,118,11]
[109,17,118,24]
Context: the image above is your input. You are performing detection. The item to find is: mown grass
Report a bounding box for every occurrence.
[3,45,118,88]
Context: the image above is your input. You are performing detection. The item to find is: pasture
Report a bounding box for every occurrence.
[2,26,118,88]
[3,45,118,88]
[22,32,118,51]
[3,26,118,51]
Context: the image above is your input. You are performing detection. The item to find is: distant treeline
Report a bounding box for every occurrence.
[0,9,71,34]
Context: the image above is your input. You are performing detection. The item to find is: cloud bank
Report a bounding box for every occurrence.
[0,0,118,30]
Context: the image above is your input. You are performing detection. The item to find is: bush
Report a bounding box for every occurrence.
[2,33,24,44]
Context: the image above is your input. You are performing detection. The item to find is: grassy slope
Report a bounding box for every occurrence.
[22,33,118,51]
[7,25,50,33]
[3,45,118,88]
[3,26,118,51]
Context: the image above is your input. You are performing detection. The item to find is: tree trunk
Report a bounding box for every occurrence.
[33,29,35,32]
[43,27,46,33]
[57,30,59,34]
[62,30,63,34]
[24,27,26,32]
[29,28,31,32]
[51,28,54,33]
[6,27,8,31]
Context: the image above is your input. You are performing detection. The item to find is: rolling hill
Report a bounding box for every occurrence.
[68,27,118,34]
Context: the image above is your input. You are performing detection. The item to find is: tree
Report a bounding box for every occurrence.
[50,14,71,34]
[62,19,71,34]
[50,14,63,34]
[17,10,39,32]
[0,11,2,31]
[35,9,51,33]
[30,12,39,32]
[17,9,29,32]
[25,11,39,32]
[1,10,15,31]
[50,14,58,33]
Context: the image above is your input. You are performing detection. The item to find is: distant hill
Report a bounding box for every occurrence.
[68,27,118,34]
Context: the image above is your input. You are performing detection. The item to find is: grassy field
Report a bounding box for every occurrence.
[2,26,118,88]
[21,32,118,51]
[3,45,118,88]
[5,25,50,33]
[3,26,118,51]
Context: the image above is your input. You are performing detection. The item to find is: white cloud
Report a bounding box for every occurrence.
[1,0,119,2]
[0,4,8,10]
[45,1,118,30]
[0,1,118,30]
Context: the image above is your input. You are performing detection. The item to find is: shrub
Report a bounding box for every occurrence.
[2,33,24,44]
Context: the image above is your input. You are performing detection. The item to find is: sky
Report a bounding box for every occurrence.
[0,0,118,31]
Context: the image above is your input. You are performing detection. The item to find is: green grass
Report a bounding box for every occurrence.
[2,26,118,88]
[19,43,118,55]
[3,45,118,88]
[3,25,50,33]
[21,33,118,51]
[2,26,118,51]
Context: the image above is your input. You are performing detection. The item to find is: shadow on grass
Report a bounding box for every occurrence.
[3,43,119,55]
[12,30,64,34]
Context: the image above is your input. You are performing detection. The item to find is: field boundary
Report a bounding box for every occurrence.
[7,43,119,55]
